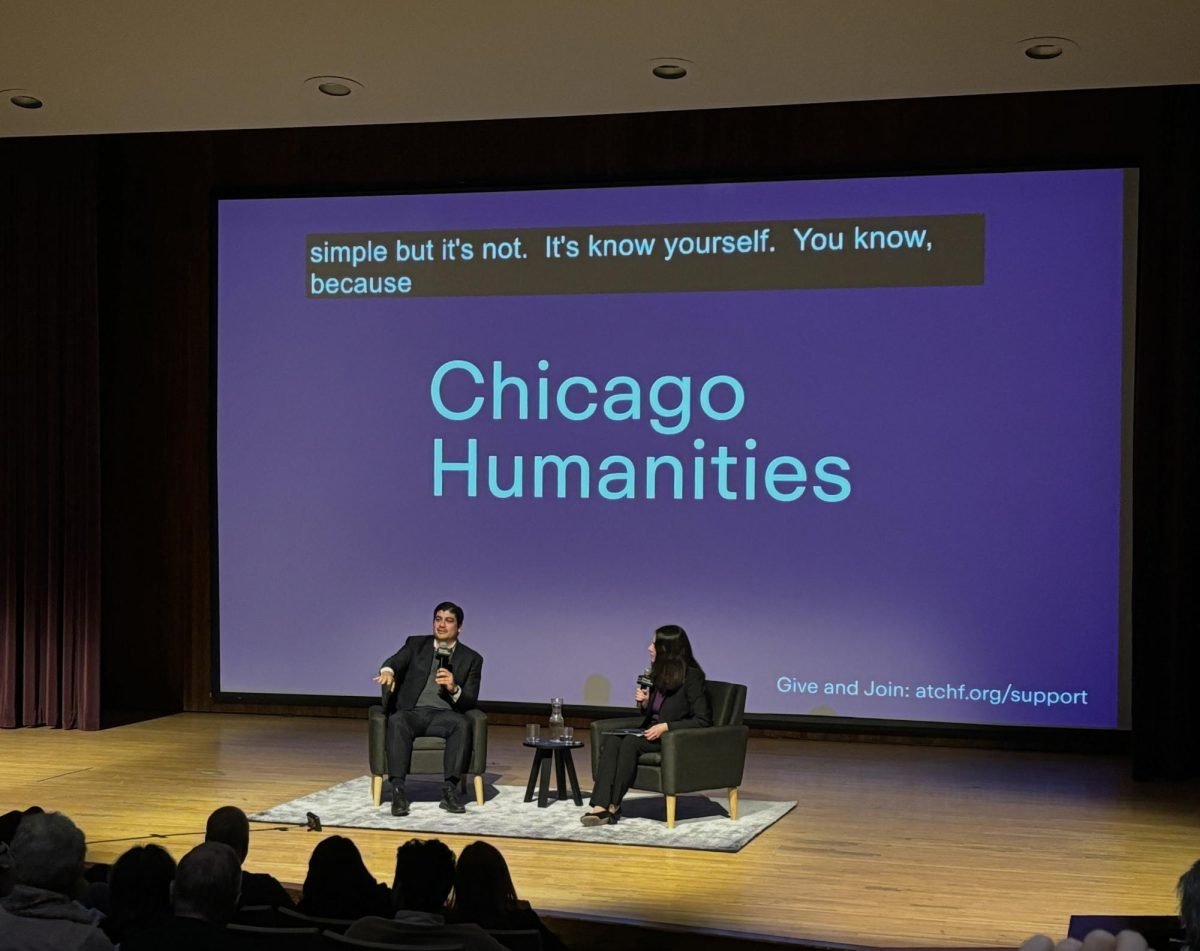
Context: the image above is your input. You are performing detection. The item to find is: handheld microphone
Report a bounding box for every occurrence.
[636,667,654,690]
[435,647,452,670]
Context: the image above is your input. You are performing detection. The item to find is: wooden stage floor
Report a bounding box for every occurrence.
[2,713,1196,948]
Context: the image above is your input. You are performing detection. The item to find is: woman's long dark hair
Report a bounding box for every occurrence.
[1180,859,1200,951]
[448,840,521,927]
[299,835,387,920]
[106,844,176,935]
[650,624,702,693]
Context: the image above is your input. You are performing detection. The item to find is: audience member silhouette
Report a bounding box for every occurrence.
[203,804,294,908]
[1179,858,1200,951]
[296,834,391,920]
[0,811,23,846]
[0,806,44,848]
[1020,929,1148,951]
[0,808,38,898]
[99,843,176,945]
[448,840,568,950]
[120,841,242,951]
[345,838,505,951]
[0,810,114,950]
[0,843,13,900]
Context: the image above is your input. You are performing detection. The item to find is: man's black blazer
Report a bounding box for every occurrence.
[382,635,483,713]
[640,666,711,731]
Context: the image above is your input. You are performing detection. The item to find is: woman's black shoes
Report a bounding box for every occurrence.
[580,808,619,826]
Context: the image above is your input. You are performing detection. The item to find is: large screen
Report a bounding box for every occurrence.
[215,169,1134,729]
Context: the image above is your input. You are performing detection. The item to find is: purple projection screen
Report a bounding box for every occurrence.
[215,169,1133,729]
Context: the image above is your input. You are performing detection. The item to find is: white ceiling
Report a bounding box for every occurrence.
[1,0,1197,139]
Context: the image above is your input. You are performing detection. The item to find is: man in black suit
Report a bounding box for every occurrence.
[374,601,483,817]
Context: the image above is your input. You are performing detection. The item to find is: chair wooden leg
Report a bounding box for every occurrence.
[371,775,383,807]
[473,774,485,806]
[665,794,676,829]
[729,787,739,820]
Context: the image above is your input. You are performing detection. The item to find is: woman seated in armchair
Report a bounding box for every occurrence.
[583,624,711,826]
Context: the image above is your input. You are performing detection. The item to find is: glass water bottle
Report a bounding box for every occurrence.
[549,697,565,739]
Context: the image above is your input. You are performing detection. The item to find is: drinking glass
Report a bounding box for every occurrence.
[561,726,574,741]
[526,723,540,742]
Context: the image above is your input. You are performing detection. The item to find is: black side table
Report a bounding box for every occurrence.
[523,739,584,807]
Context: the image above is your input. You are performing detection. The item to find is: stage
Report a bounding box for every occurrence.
[2,714,1192,947]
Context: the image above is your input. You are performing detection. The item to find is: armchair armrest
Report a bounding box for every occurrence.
[659,724,749,795]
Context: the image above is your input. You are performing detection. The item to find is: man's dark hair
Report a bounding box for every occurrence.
[392,838,455,913]
[173,842,241,925]
[434,601,464,626]
[204,805,249,864]
[9,811,86,895]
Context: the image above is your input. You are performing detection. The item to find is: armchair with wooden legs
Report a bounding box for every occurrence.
[367,687,487,807]
[589,680,748,829]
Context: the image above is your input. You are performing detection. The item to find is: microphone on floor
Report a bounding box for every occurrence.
[305,811,322,832]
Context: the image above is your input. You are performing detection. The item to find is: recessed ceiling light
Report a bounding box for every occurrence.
[1019,36,1078,61]
[649,58,694,81]
[304,75,363,98]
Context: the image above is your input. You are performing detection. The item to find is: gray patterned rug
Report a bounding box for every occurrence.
[250,777,794,853]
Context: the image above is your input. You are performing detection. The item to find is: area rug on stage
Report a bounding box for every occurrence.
[250,778,794,853]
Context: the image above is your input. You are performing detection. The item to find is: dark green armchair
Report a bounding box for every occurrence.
[589,680,748,828]
[367,687,488,807]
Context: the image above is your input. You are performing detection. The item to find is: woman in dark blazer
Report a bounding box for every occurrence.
[583,624,710,826]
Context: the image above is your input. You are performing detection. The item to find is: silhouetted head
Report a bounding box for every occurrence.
[450,841,520,924]
[173,842,241,926]
[107,844,176,933]
[300,835,382,919]
[204,806,249,864]
[10,811,86,896]
[392,838,455,914]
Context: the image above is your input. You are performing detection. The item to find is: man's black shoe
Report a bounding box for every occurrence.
[439,784,466,814]
[390,783,410,817]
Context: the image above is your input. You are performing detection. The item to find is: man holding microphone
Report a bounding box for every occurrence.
[374,602,483,816]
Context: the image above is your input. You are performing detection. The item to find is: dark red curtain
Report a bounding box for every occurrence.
[0,138,102,730]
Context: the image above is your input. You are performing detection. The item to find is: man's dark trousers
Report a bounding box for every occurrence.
[387,707,468,783]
